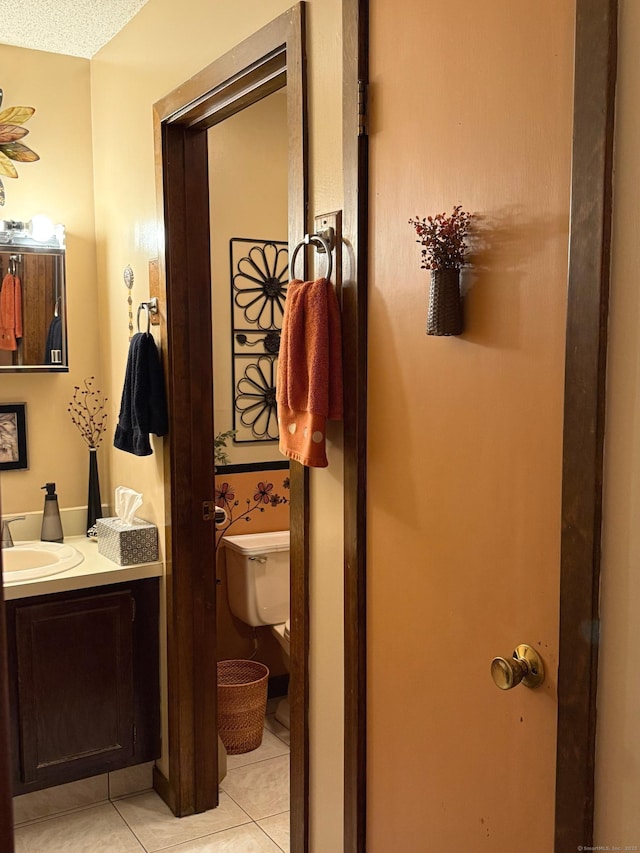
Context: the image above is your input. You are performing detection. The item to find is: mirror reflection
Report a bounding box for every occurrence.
[209,90,288,467]
[0,219,67,371]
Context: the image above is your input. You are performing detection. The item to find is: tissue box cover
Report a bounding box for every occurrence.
[96,517,158,565]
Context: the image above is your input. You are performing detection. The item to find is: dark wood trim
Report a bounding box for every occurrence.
[0,531,15,852]
[153,5,309,846]
[159,120,215,815]
[342,1,368,851]
[152,764,176,815]
[288,459,309,853]
[555,1,618,849]
[216,461,289,475]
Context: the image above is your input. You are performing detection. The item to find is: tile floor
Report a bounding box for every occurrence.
[14,706,291,853]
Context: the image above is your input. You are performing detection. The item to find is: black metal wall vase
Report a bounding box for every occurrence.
[427,268,464,336]
[87,447,102,537]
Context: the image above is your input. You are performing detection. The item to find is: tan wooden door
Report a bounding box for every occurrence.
[367,1,576,849]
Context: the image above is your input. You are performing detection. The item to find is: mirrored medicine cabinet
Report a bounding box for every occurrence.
[0,219,68,372]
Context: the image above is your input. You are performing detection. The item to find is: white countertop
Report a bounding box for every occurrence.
[3,535,163,601]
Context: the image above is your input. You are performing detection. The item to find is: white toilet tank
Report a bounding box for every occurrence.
[223,530,290,627]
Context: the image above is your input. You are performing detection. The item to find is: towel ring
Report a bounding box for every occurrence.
[290,233,333,282]
[137,297,159,334]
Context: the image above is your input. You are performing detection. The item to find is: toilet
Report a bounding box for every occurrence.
[223,530,291,728]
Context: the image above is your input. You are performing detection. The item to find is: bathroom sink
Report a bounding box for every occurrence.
[1,542,84,583]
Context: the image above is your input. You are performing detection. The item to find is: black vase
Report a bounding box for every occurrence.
[87,448,102,536]
[427,268,464,336]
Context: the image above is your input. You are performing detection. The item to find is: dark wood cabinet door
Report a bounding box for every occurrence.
[15,591,134,784]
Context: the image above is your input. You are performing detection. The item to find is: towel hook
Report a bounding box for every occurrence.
[136,297,159,334]
[290,230,334,282]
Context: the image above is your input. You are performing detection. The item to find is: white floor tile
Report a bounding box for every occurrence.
[257,811,290,852]
[109,762,154,800]
[13,775,109,826]
[114,790,250,852]
[226,729,289,770]
[220,755,289,821]
[263,715,290,748]
[151,822,282,852]
[14,802,144,853]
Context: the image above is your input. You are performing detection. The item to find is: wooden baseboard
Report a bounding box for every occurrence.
[153,765,178,816]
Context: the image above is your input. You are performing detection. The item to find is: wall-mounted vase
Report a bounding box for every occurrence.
[427,268,463,336]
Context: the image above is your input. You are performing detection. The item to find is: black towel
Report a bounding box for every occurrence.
[44,315,62,364]
[114,332,169,456]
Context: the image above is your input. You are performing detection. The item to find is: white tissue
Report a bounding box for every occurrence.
[114,485,143,528]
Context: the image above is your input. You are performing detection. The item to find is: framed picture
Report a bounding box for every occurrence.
[0,403,28,471]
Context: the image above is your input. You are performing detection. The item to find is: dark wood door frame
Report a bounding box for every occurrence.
[341,1,619,852]
[0,491,15,852]
[555,0,617,849]
[152,6,309,848]
[342,1,368,852]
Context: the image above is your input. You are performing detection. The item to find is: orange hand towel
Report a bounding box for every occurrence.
[0,273,22,351]
[276,277,343,468]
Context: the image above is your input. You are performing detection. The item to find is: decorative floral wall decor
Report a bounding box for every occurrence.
[214,471,290,552]
[230,238,288,443]
[0,88,40,207]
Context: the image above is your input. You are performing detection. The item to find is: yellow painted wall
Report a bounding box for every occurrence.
[90,2,344,849]
[0,47,101,518]
[368,1,572,849]
[595,0,640,844]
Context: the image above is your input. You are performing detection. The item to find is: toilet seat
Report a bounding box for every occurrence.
[271,619,291,730]
[271,620,290,655]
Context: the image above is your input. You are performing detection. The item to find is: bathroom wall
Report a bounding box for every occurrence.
[90,1,344,849]
[0,46,102,518]
[594,0,640,844]
[367,0,572,849]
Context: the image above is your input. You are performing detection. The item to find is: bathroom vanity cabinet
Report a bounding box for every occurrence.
[5,578,160,795]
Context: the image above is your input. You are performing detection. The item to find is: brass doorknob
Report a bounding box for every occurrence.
[490,644,544,690]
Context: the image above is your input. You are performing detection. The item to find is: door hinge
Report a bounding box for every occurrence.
[133,722,137,744]
[358,79,368,137]
[131,597,136,622]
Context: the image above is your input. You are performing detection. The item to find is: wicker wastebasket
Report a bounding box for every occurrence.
[217,659,269,754]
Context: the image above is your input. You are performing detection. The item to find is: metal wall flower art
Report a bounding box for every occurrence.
[235,355,279,441]
[232,240,289,330]
[0,89,40,206]
[230,238,288,443]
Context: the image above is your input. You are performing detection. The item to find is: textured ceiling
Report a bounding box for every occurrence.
[1,0,150,59]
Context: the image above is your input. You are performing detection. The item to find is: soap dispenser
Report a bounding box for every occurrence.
[40,483,63,543]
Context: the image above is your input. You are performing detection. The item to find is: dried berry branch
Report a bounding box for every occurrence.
[68,377,108,449]
[408,205,473,271]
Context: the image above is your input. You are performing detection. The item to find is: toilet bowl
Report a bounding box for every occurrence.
[223,530,290,728]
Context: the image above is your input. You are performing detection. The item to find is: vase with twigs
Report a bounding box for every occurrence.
[68,377,108,536]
